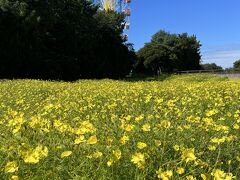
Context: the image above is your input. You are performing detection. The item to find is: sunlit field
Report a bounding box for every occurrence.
[1,75,240,179]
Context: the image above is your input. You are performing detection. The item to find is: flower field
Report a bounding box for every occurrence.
[1,75,240,179]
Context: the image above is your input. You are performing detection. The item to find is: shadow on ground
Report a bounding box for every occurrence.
[122,74,172,82]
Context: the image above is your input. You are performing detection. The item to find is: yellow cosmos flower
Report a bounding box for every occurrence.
[176,126,184,132]
[24,155,39,164]
[142,123,151,132]
[211,169,234,180]
[74,135,85,144]
[131,152,145,169]
[125,115,132,121]
[92,151,103,158]
[107,159,113,167]
[5,161,18,173]
[61,151,72,158]
[159,120,171,129]
[21,145,48,164]
[201,174,207,180]
[211,137,226,145]
[227,112,232,117]
[186,175,196,180]
[113,149,121,160]
[181,148,196,163]
[124,124,135,132]
[154,140,162,147]
[173,144,180,151]
[120,135,129,145]
[156,168,173,180]
[10,175,19,180]
[87,135,98,145]
[208,145,216,151]
[135,114,144,122]
[233,124,239,130]
[206,109,218,117]
[176,167,185,175]
[137,142,147,149]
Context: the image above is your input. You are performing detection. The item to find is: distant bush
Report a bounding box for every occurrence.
[201,63,223,70]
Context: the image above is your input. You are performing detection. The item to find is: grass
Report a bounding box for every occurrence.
[0,74,240,179]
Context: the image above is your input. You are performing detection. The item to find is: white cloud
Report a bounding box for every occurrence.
[201,48,240,68]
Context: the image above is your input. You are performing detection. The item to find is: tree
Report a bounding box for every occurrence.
[201,63,223,70]
[137,43,175,73]
[233,59,240,69]
[0,0,134,80]
[136,30,201,74]
[173,33,201,71]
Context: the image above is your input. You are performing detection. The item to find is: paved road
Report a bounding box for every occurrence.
[217,73,240,79]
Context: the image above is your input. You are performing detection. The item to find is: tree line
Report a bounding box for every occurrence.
[134,30,240,74]
[0,0,135,80]
[3,0,235,80]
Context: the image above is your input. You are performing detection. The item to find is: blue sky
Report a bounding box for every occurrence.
[127,0,240,68]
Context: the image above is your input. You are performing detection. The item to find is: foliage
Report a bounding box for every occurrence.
[0,75,240,179]
[201,63,223,70]
[136,30,201,74]
[233,59,240,69]
[0,0,134,80]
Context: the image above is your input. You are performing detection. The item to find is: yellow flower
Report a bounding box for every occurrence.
[23,154,39,164]
[125,124,135,132]
[74,135,85,144]
[156,168,173,180]
[177,126,183,132]
[113,149,121,160]
[155,140,162,147]
[10,176,19,180]
[135,114,144,122]
[21,145,48,164]
[233,124,239,130]
[211,169,234,180]
[159,120,171,129]
[35,145,48,157]
[120,135,129,145]
[173,145,180,151]
[92,151,103,158]
[107,159,113,167]
[208,145,216,151]
[206,109,218,117]
[131,152,145,169]
[5,161,18,173]
[181,148,196,163]
[211,137,226,145]
[236,155,240,162]
[212,169,225,179]
[61,151,72,158]
[137,142,147,149]
[201,174,207,180]
[87,135,98,145]
[186,175,196,180]
[142,123,151,132]
[176,167,184,175]
[225,174,234,180]
[227,112,232,117]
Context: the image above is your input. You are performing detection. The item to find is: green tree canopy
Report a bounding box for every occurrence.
[201,63,223,70]
[233,59,240,69]
[136,30,201,74]
[0,0,134,80]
